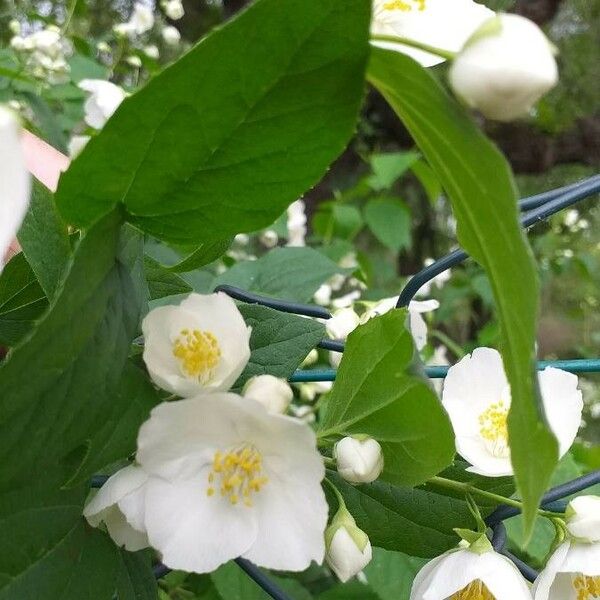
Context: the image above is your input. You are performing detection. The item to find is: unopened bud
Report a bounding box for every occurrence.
[243,375,293,414]
[334,436,384,484]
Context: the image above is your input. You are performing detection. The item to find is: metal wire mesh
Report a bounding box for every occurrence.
[94,174,600,600]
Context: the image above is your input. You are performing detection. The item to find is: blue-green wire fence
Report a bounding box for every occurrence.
[93,174,600,600]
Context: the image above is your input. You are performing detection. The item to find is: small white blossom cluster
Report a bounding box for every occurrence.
[10,24,71,83]
[161,0,185,21]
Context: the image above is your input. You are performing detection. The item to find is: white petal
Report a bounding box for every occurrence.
[560,541,600,577]
[78,79,125,129]
[0,107,30,273]
[566,496,600,542]
[102,505,149,551]
[143,475,258,573]
[458,437,513,477]
[409,310,428,351]
[409,299,440,314]
[410,553,448,599]
[326,528,372,582]
[532,542,571,600]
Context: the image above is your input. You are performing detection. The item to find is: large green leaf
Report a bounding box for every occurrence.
[319,311,454,486]
[116,550,158,600]
[56,0,371,245]
[364,197,411,252]
[363,548,426,600]
[368,48,555,535]
[144,255,192,301]
[236,304,325,387]
[215,247,344,303]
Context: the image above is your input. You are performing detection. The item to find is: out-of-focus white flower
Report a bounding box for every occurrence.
[126,55,143,68]
[287,199,307,247]
[334,436,384,484]
[360,296,439,351]
[329,351,342,369]
[412,543,531,599]
[83,465,150,551]
[449,14,559,122]
[416,258,451,297]
[428,345,449,395]
[8,20,20,35]
[101,394,327,573]
[290,404,316,424]
[298,381,333,403]
[97,41,111,53]
[442,347,583,477]
[142,293,251,397]
[243,375,293,415]
[162,0,185,20]
[325,505,372,582]
[144,45,159,59]
[68,135,90,158]
[326,308,360,341]
[565,496,600,543]
[0,107,30,273]
[301,349,319,367]
[113,23,132,37]
[314,283,332,307]
[371,0,495,67]
[564,209,579,228]
[78,79,126,129]
[162,25,181,45]
[234,233,249,246]
[129,2,155,34]
[331,290,362,310]
[259,230,278,248]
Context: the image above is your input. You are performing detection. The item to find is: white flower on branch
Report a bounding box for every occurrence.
[442,347,582,477]
[334,436,384,484]
[86,394,328,573]
[0,107,30,273]
[78,79,126,129]
[287,199,307,247]
[162,0,185,20]
[242,375,293,415]
[142,292,251,397]
[449,14,559,122]
[326,308,360,341]
[162,25,181,45]
[371,0,494,67]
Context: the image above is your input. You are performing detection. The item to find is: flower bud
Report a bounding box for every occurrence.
[326,308,360,341]
[334,436,384,484]
[162,25,181,45]
[449,14,558,122]
[259,229,278,248]
[325,507,372,582]
[243,375,293,414]
[162,0,185,20]
[565,496,600,543]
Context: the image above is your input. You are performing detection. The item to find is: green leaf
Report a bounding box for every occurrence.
[319,311,454,486]
[144,255,192,301]
[368,151,420,190]
[410,159,442,205]
[18,182,72,300]
[0,213,145,489]
[364,197,411,252]
[215,247,344,303]
[0,252,47,347]
[317,582,379,599]
[368,48,555,536]
[313,203,364,241]
[56,0,371,244]
[116,550,158,600]
[166,238,233,273]
[236,304,325,387]
[20,92,68,154]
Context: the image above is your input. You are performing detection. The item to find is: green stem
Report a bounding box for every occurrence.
[62,0,79,34]
[430,329,465,359]
[370,34,456,61]
[323,477,346,510]
[323,456,337,469]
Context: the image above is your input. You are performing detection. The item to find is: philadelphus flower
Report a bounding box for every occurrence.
[0,107,30,273]
[325,505,372,582]
[85,394,328,573]
[360,296,439,351]
[162,0,185,20]
[326,308,361,341]
[442,347,583,477]
[371,0,495,67]
[68,135,90,158]
[142,292,251,397]
[242,375,293,415]
[128,2,155,35]
[411,541,531,599]
[449,14,559,122]
[162,25,181,45]
[334,436,384,484]
[533,496,600,600]
[287,199,307,247]
[78,79,126,130]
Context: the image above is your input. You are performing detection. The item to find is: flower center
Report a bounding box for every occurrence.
[206,445,268,507]
[382,0,427,12]
[573,574,600,600]
[478,399,510,458]
[172,328,221,381]
[451,580,495,599]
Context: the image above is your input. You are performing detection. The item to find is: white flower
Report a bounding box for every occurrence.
[83,465,150,551]
[326,308,360,341]
[566,496,600,544]
[8,19,20,35]
[144,44,160,59]
[334,436,384,484]
[301,348,319,367]
[325,507,372,582]
[78,79,126,129]
[126,55,143,68]
[242,375,293,415]
[412,545,531,599]
[449,14,559,122]
[329,351,342,369]
[298,381,333,403]
[0,107,30,273]
[290,404,316,424]
[129,2,155,35]
[371,0,495,67]
[142,292,251,398]
[259,229,278,248]
[162,0,185,20]
[287,199,307,247]
[113,23,133,37]
[162,25,181,45]
[68,135,90,158]
[442,347,583,477]
[360,296,439,351]
[331,290,362,310]
[97,41,111,53]
[314,283,332,306]
[136,394,327,572]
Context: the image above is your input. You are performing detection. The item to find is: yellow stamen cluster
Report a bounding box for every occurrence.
[207,445,268,507]
[573,574,600,600]
[451,580,495,600]
[383,0,427,12]
[478,399,509,456]
[172,328,220,380]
